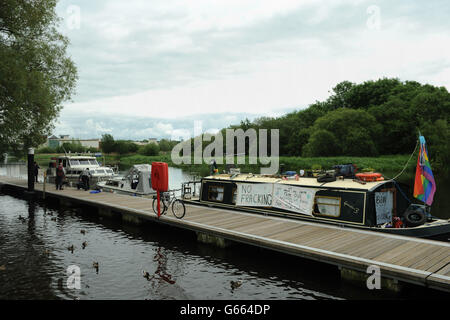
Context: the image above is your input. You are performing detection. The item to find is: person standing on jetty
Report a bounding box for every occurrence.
[33,162,40,183]
[56,162,65,190]
[81,168,92,190]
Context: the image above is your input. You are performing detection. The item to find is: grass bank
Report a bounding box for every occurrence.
[119,154,415,173]
[33,153,417,181]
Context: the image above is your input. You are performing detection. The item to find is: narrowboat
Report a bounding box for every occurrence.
[182,170,450,238]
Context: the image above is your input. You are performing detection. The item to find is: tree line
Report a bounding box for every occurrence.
[37,141,98,154]
[216,78,449,173]
[100,134,178,156]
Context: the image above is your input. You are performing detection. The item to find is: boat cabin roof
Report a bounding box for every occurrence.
[203,173,391,191]
[130,164,151,172]
[56,156,96,160]
[123,164,151,179]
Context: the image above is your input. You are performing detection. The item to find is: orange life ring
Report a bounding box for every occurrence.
[355,173,383,182]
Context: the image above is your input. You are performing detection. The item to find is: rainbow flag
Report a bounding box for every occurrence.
[413,136,436,205]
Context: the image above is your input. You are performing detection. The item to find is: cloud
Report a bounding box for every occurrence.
[53,0,450,140]
[85,119,112,134]
[54,111,261,140]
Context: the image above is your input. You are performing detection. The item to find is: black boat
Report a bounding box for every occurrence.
[181,170,450,238]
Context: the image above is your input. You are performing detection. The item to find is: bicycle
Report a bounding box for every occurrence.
[152,189,186,219]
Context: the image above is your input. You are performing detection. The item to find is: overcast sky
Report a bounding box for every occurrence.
[53,0,450,140]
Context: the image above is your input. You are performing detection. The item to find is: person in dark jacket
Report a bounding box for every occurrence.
[81,168,92,190]
[33,162,40,183]
[56,162,65,190]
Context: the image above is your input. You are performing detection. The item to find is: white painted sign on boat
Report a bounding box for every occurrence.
[375,191,393,225]
[272,184,317,216]
[236,183,273,207]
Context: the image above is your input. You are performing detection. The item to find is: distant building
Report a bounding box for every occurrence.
[133,138,159,146]
[44,135,101,149]
[48,135,60,149]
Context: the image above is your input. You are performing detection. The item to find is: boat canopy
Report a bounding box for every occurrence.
[124,164,152,194]
[127,164,152,172]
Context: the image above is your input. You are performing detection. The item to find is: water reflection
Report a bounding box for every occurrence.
[145,247,176,285]
[0,198,58,299]
[0,193,346,300]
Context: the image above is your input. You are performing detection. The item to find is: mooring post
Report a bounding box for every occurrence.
[27,148,35,192]
[43,171,46,200]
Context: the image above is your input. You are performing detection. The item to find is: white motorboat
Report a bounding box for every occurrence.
[46,155,116,186]
[96,164,156,197]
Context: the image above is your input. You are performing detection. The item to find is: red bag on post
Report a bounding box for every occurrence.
[151,162,168,192]
[151,162,169,217]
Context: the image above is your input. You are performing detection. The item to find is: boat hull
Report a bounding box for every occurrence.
[96,184,156,198]
[183,199,450,238]
[48,175,107,187]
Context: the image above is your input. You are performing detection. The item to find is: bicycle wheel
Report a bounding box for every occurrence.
[152,197,167,215]
[171,199,186,219]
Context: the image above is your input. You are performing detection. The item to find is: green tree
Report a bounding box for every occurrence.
[0,0,78,155]
[344,127,378,156]
[303,109,381,157]
[420,119,450,175]
[158,139,173,152]
[411,85,450,124]
[58,141,84,153]
[101,134,115,153]
[302,130,339,157]
[326,80,355,110]
[36,146,56,154]
[368,97,417,154]
[138,143,160,156]
[114,140,138,154]
[331,78,402,110]
[127,142,139,153]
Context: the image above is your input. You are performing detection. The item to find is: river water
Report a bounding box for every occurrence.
[0,165,449,300]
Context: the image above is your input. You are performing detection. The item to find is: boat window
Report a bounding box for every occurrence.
[314,196,341,217]
[69,160,80,166]
[208,185,224,202]
[79,160,90,165]
[232,187,237,204]
[96,169,106,174]
[89,160,98,165]
[131,176,139,189]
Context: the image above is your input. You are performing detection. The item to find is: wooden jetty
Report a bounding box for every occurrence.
[1,177,449,293]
